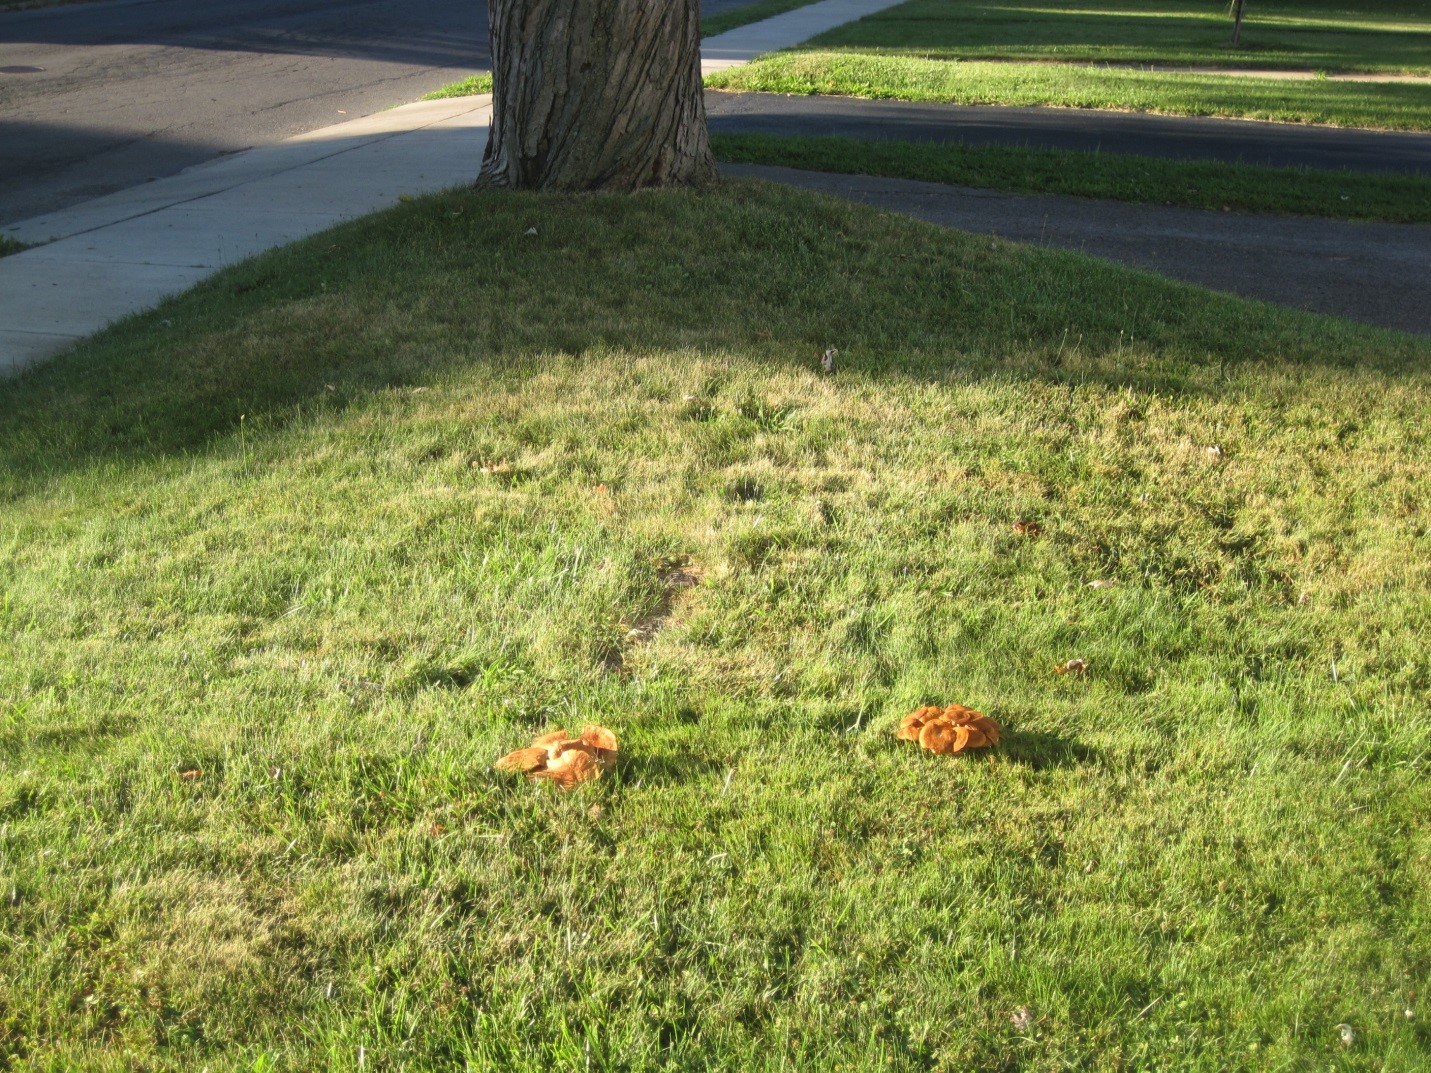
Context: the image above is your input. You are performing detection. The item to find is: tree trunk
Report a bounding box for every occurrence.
[1230,0,1246,46]
[479,0,717,191]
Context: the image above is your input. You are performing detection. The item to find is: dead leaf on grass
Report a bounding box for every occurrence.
[1054,658,1089,676]
[1013,519,1044,537]
[179,768,202,781]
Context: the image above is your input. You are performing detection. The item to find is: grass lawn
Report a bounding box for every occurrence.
[703,0,826,39]
[705,0,1431,130]
[814,0,1431,74]
[2,181,1429,1071]
[709,131,1431,222]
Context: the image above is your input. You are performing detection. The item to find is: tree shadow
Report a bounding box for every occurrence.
[0,178,1425,503]
[615,750,730,789]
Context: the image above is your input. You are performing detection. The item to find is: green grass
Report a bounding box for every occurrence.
[2,181,1429,1071]
[706,51,1431,130]
[815,0,1431,74]
[703,0,826,38]
[420,73,493,101]
[710,132,1431,222]
[0,235,30,258]
[705,0,1431,130]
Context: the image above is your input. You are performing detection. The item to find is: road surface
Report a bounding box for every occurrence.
[0,0,489,225]
[0,0,775,227]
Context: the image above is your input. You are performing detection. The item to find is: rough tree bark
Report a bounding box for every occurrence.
[1230,0,1246,46]
[478,0,717,191]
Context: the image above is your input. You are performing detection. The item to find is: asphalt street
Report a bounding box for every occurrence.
[724,162,1431,335]
[0,0,491,225]
[0,0,787,227]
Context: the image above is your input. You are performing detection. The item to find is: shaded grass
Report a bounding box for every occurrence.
[709,131,1431,221]
[1,182,1428,1071]
[703,0,826,38]
[0,235,30,257]
[816,0,1431,75]
[705,51,1431,130]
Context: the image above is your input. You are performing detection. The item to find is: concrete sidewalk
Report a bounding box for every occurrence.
[0,99,492,373]
[0,0,910,376]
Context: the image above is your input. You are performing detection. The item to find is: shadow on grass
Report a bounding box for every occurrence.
[997,732,1100,771]
[0,181,1425,502]
[617,751,729,788]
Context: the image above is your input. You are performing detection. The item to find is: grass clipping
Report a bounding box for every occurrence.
[897,705,1002,756]
[495,725,619,789]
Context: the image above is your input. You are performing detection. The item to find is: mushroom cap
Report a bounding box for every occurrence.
[531,746,602,788]
[494,746,549,774]
[580,724,619,753]
[897,704,1003,753]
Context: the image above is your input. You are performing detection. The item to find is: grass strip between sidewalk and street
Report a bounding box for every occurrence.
[704,51,1431,131]
[708,132,1431,223]
[421,73,493,101]
[2,180,1428,1071]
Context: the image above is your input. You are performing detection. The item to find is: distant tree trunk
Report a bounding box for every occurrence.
[1230,0,1246,46]
[478,0,717,191]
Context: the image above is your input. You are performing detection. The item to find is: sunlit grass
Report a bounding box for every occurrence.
[705,51,1431,130]
[702,0,1431,129]
[1,182,1428,1071]
[420,73,493,101]
[818,0,1431,74]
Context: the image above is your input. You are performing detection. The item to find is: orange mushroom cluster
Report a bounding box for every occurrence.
[494,725,619,789]
[896,704,1002,755]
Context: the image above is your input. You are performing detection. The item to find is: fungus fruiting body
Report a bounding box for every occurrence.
[495,725,619,788]
[897,704,1002,755]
